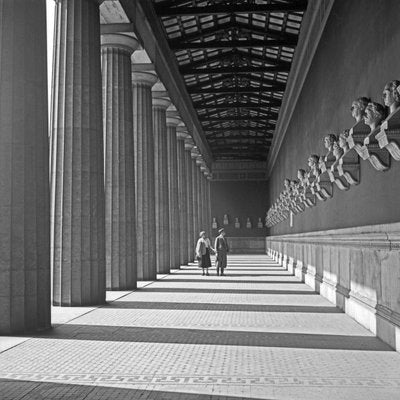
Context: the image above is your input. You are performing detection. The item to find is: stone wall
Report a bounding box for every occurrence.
[267,0,400,236]
[266,222,400,352]
[211,180,267,238]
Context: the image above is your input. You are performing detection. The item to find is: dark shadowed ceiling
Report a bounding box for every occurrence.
[152,0,307,161]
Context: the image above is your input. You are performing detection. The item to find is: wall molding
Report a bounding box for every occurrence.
[266,0,335,177]
[266,222,400,250]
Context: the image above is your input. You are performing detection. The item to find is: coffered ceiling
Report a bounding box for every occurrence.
[152,0,307,161]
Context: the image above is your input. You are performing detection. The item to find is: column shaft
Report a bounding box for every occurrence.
[0,0,50,333]
[102,35,138,290]
[167,123,181,269]
[206,177,212,234]
[153,98,170,274]
[177,137,188,265]
[51,0,105,306]
[196,164,203,231]
[185,149,194,261]
[132,73,157,280]
[191,157,199,243]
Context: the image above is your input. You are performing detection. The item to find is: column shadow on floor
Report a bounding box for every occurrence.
[171,273,292,277]
[163,279,301,284]
[0,379,271,400]
[38,324,392,351]
[138,288,317,295]
[103,301,342,313]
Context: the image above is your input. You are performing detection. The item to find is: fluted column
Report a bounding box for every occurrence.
[152,96,171,274]
[166,115,181,269]
[196,157,203,232]
[191,148,200,243]
[206,174,212,233]
[184,140,195,262]
[52,0,105,306]
[200,166,208,230]
[176,127,189,265]
[101,34,139,290]
[0,1,50,333]
[132,72,158,280]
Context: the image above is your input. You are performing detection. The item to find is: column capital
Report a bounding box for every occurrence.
[152,96,171,110]
[191,146,200,159]
[176,125,191,141]
[101,33,140,54]
[131,71,158,87]
[166,115,182,127]
[185,138,195,151]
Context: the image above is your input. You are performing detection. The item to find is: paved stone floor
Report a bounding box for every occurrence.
[1,255,400,400]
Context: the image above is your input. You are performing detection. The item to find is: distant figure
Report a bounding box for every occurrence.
[196,231,214,276]
[214,228,229,276]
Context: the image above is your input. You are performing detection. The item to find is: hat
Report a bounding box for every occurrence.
[199,231,206,237]
[218,228,225,234]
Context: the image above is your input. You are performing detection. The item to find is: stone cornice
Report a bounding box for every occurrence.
[266,0,335,177]
[267,222,400,250]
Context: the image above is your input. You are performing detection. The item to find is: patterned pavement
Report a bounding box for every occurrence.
[1,255,400,399]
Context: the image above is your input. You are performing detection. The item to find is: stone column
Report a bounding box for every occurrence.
[152,96,171,274]
[166,115,181,269]
[0,1,50,333]
[176,126,189,266]
[51,0,105,306]
[200,166,208,231]
[132,72,158,280]
[184,139,195,262]
[101,34,139,290]
[196,157,203,232]
[206,173,212,234]
[191,147,200,244]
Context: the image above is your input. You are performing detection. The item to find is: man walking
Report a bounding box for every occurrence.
[215,228,229,276]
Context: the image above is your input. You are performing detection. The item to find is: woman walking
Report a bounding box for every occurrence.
[195,231,214,276]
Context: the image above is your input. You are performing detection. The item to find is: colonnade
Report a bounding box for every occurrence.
[0,0,211,334]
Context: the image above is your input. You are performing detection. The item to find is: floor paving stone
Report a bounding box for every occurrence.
[0,255,400,399]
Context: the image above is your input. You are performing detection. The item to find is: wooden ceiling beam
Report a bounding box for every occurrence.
[155,2,308,17]
[171,38,296,50]
[181,65,290,74]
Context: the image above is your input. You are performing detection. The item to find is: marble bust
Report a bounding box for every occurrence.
[332,141,344,161]
[324,134,337,153]
[338,129,350,153]
[297,168,306,184]
[307,154,320,177]
[350,97,370,123]
[382,80,400,114]
[283,178,291,190]
[364,102,387,132]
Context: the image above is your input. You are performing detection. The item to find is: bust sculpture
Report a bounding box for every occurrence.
[324,134,337,153]
[297,168,307,184]
[338,129,350,153]
[350,97,370,123]
[223,214,229,225]
[332,141,344,161]
[246,217,252,229]
[308,154,320,176]
[382,80,400,114]
[364,101,387,132]
[318,155,325,169]
[212,217,217,229]
[257,217,263,228]
[234,217,240,228]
